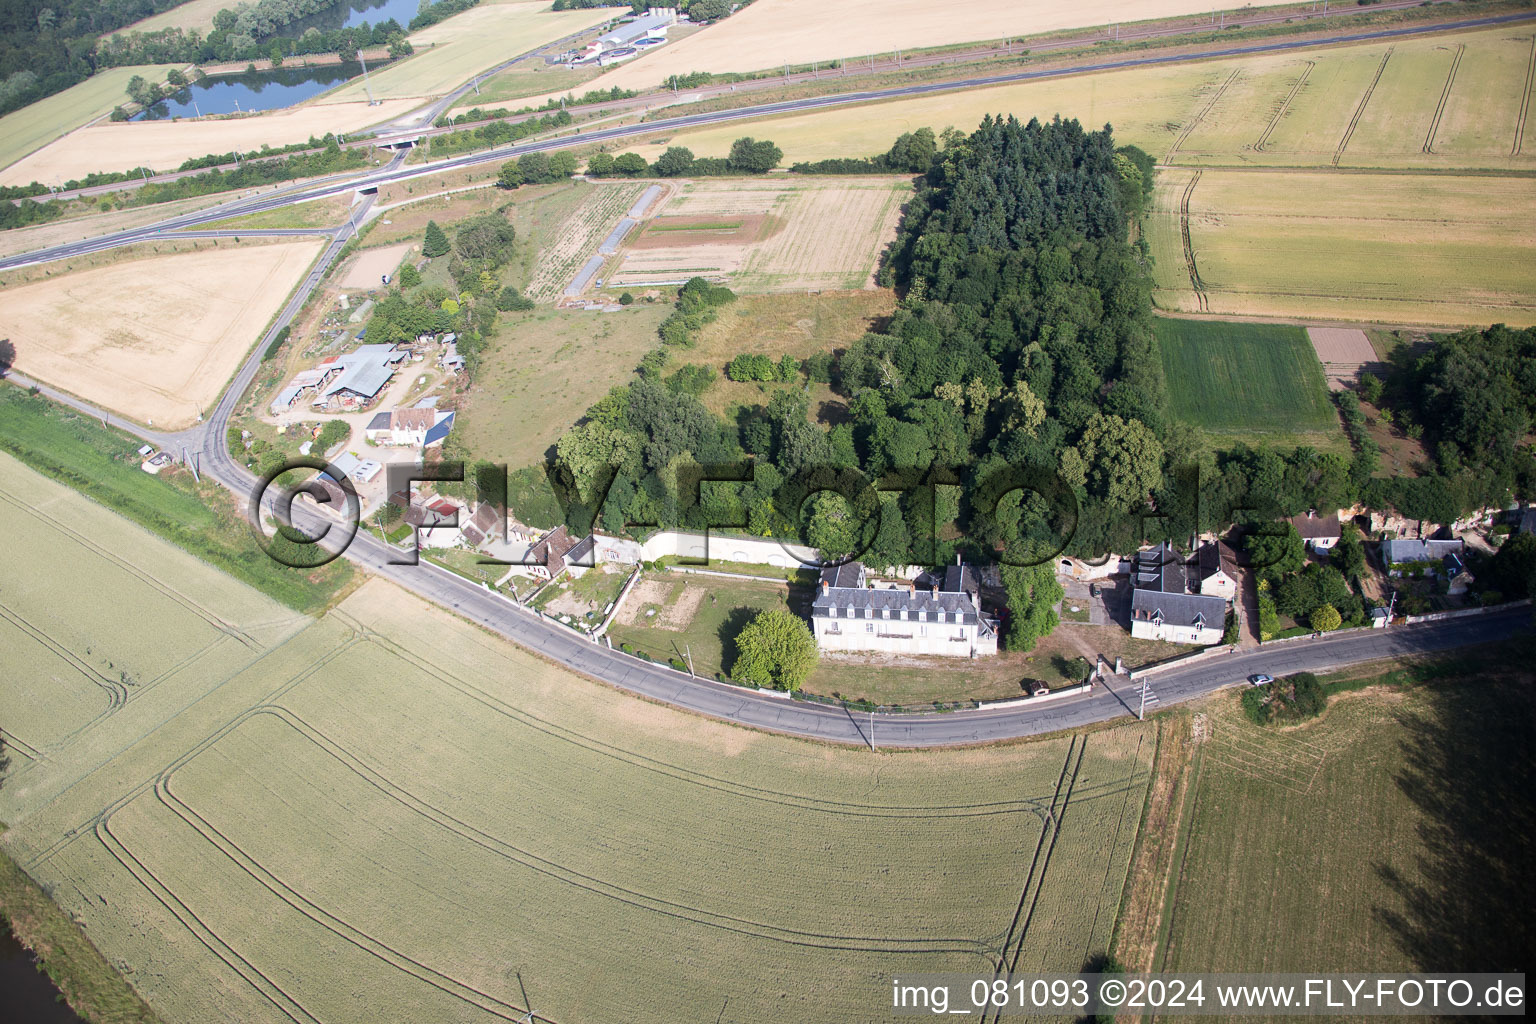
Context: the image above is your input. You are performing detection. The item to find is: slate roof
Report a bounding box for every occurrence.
[1133,542,1185,594]
[1383,538,1464,564]
[1518,508,1536,535]
[423,411,454,447]
[365,411,391,431]
[812,561,985,625]
[1130,589,1226,629]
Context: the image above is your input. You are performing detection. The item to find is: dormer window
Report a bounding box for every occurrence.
[918,610,926,622]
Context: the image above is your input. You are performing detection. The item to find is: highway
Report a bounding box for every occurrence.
[4,9,1530,746]
[5,6,1535,272]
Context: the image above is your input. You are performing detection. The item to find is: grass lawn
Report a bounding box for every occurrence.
[0,386,353,613]
[608,573,804,677]
[457,304,668,468]
[687,290,894,419]
[1157,642,1534,974]
[463,63,600,106]
[1155,317,1341,448]
[0,65,179,173]
[200,194,352,232]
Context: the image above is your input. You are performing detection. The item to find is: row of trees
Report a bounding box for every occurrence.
[587,138,784,179]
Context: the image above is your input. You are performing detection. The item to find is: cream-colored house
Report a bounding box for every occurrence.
[1129,543,1226,646]
[810,561,998,658]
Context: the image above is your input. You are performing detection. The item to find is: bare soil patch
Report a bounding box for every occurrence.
[339,243,414,289]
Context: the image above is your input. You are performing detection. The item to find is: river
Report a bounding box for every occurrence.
[0,920,88,1024]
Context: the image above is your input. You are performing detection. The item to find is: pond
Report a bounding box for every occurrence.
[0,921,87,1024]
[289,0,440,35]
[137,62,367,120]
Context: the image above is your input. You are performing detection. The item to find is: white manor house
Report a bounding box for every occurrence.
[810,561,999,658]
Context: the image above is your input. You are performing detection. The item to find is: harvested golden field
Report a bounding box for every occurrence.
[518,0,1295,103]
[0,65,180,173]
[0,240,324,428]
[319,0,612,103]
[629,25,1536,173]
[1149,168,1536,326]
[611,177,909,292]
[0,99,415,188]
[1,519,1158,1024]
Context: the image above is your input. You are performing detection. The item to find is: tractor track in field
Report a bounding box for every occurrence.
[95,814,323,1024]
[981,737,1089,1024]
[1515,35,1536,156]
[1335,47,1394,165]
[1178,170,1210,313]
[1254,60,1314,151]
[1167,68,1243,164]
[234,705,1006,958]
[1423,43,1465,153]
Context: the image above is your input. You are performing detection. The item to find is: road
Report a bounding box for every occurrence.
[5,8,1531,746]
[6,6,1535,272]
[12,0,1467,206]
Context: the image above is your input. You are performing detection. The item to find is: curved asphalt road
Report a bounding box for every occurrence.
[4,11,1530,745]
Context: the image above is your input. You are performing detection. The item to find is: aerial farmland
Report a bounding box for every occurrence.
[0,0,1532,1019]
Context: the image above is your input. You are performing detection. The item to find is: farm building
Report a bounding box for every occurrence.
[328,451,382,485]
[312,344,407,410]
[1290,510,1342,551]
[595,8,676,50]
[809,560,999,659]
[1194,540,1240,602]
[1129,543,1226,646]
[364,407,455,447]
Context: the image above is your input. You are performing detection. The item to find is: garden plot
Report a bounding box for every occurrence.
[1307,327,1376,391]
[610,177,909,292]
[524,181,648,300]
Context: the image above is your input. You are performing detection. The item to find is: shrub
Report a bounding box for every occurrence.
[422,220,450,258]
[1310,604,1342,632]
[618,291,634,305]
[1243,671,1327,726]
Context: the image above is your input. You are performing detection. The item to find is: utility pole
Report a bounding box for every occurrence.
[1138,679,1148,720]
[358,50,376,105]
[684,644,695,677]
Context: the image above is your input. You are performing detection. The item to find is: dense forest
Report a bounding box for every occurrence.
[533,115,1535,626]
[0,0,190,116]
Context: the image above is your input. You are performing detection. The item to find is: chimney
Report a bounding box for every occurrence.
[820,578,829,595]
[931,583,938,597]
[908,581,915,595]
[955,553,961,566]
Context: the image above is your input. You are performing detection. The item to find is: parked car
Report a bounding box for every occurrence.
[1247,673,1274,687]
[1089,583,1100,597]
